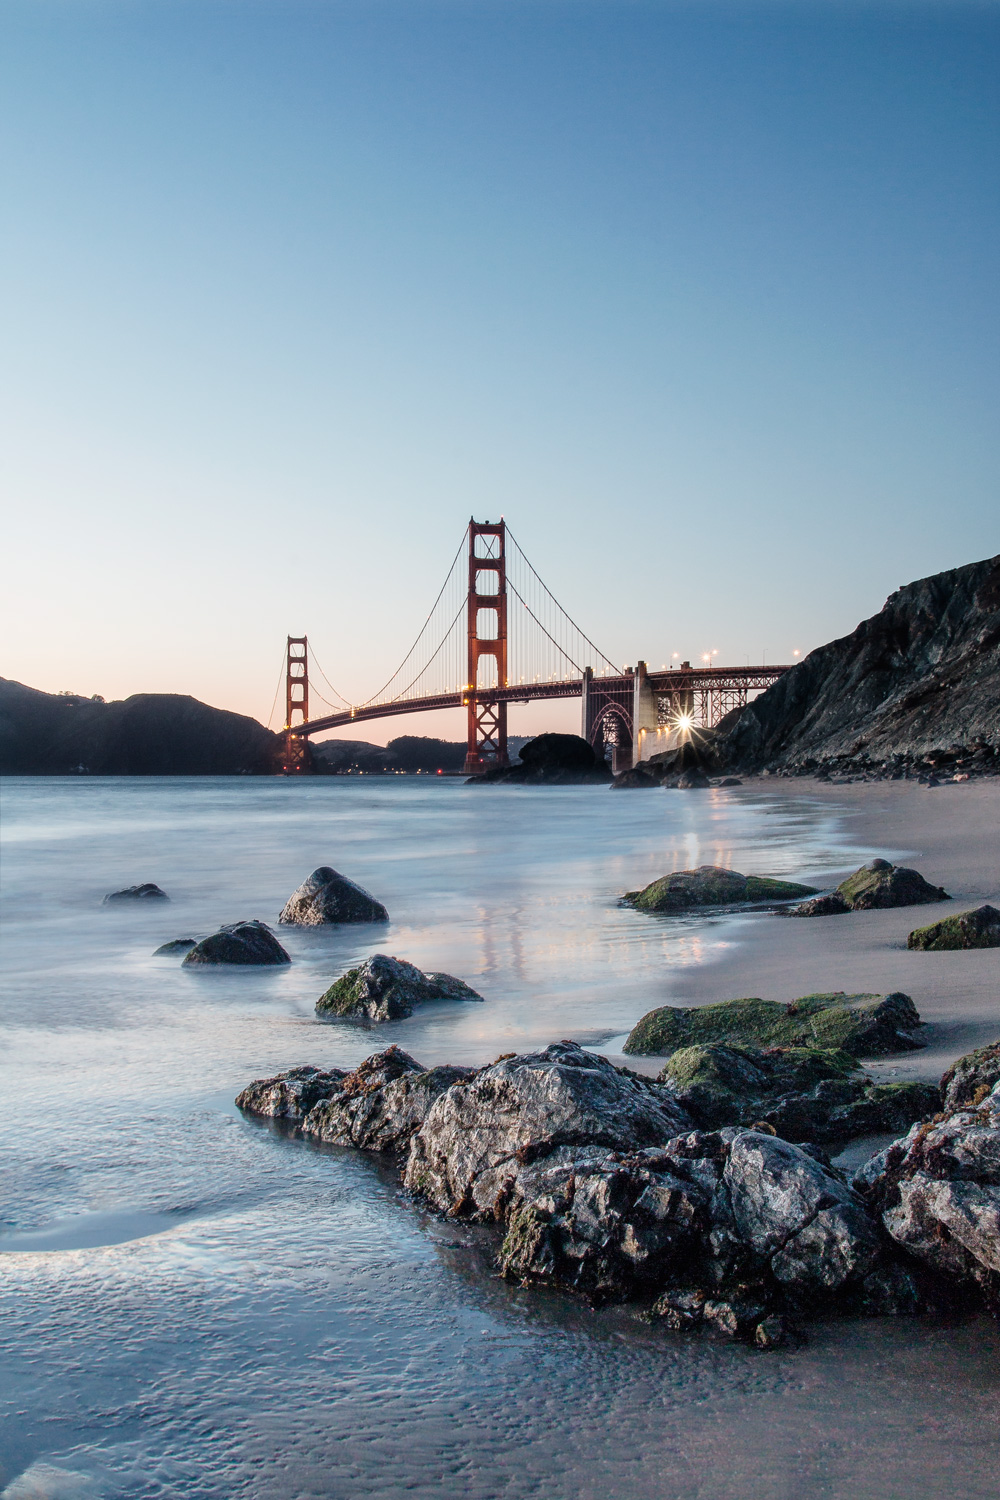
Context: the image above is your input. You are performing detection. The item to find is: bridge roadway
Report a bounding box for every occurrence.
[295,664,790,738]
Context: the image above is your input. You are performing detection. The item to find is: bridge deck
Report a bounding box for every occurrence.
[296,665,790,738]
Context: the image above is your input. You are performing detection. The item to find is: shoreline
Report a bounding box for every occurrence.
[615,776,1000,1084]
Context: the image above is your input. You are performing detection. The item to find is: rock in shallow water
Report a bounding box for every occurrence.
[183,920,290,966]
[278,866,388,926]
[316,954,483,1021]
[622,865,816,913]
[153,937,197,956]
[624,991,925,1058]
[237,1046,474,1155]
[238,1038,1000,1334]
[103,883,168,903]
[907,904,1000,951]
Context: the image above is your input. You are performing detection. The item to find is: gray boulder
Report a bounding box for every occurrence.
[404,1042,693,1220]
[183,920,290,966]
[497,1125,886,1316]
[854,1076,1000,1307]
[104,883,168,903]
[725,1132,880,1293]
[279,866,388,926]
[237,1046,474,1157]
[316,954,483,1021]
[236,1064,346,1120]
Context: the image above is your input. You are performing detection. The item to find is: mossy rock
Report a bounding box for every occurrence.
[834,859,948,910]
[907,904,1000,951]
[316,953,483,1022]
[656,1041,935,1142]
[624,991,923,1058]
[622,865,817,914]
[660,1043,858,1130]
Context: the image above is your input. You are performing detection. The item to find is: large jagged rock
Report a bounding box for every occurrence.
[660,1043,938,1144]
[789,859,949,916]
[624,991,924,1058]
[315,954,483,1021]
[497,1127,893,1318]
[719,554,1000,769]
[854,1073,1000,1310]
[279,867,388,926]
[103,883,168,903]
[238,1040,955,1335]
[404,1042,693,1219]
[475,734,612,785]
[725,1132,881,1293]
[183,920,290,966]
[237,1046,474,1156]
[908,904,1000,951]
[621,866,816,913]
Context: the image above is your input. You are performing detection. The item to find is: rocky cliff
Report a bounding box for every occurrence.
[723,555,1000,772]
[0,678,280,774]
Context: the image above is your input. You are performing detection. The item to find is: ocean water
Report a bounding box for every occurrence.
[1,775,998,1500]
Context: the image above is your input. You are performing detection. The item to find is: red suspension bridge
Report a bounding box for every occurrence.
[276,519,790,775]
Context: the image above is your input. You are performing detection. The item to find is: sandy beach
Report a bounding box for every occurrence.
[616,777,1000,1088]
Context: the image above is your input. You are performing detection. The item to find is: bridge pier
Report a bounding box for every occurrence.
[464,519,510,775]
[282,636,311,774]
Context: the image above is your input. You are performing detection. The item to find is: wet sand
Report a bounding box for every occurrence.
[617,777,1000,1084]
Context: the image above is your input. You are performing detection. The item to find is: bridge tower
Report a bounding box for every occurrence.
[464,519,509,775]
[282,635,310,774]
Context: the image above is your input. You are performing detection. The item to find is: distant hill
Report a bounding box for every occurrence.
[312,734,468,773]
[723,555,1000,772]
[0,679,280,774]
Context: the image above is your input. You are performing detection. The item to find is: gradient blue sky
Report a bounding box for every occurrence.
[2,0,997,741]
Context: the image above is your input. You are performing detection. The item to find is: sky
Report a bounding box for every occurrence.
[2,0,997,744]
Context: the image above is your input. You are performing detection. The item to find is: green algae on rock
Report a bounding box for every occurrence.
[907,903,1000,951]
[789,859,949,916]
[621,865,817,913]
[623,991,924,1058]
[658,1042,937,1143]
[317,953,483,1022]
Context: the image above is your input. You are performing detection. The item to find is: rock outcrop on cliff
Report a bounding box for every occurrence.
[721,555,1000,772]
[0,678,281,774]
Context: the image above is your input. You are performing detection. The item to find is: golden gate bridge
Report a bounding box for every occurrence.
[275,518,789,775]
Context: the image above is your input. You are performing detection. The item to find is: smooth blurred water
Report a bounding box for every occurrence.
[1,776,998,1500]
